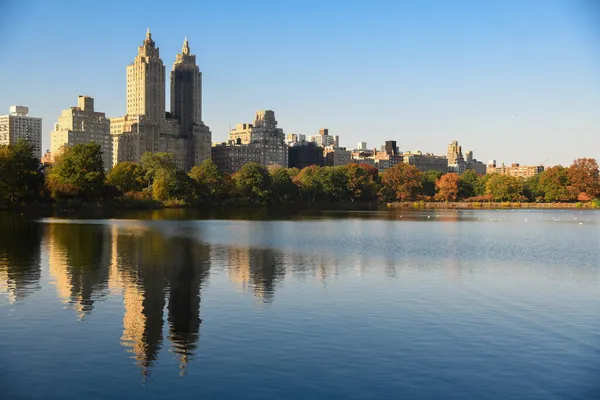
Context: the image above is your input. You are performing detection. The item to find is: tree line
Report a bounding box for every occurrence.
[1,141,599,206]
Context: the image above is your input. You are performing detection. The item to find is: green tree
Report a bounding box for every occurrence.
[189,159,224,201]
[380,163,423,201]
[421,170,443,198]
[485,174,524,202]
[46,143,105,200]
[234,163,272,202]
[152,169,192,201]
[141,152,177,186]
[474,173,492,196]
[435,173,460,202]
[344,163,378,201]
[458,169,480,199]
[538,166,574,202]
[0,140,44,203]
[293,165,323,202]
[270,166,298,202]
[523,174,543,202]
[106,161,146,193]
[567,158,600,200]
[315,166,349,201]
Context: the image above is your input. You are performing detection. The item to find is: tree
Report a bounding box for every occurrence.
[46,143,105,200]
[234,163,272,202]
[152,169,192,201]
[380,163,423,201]
[435,173,460,202]
[344,163,378,201]
[293,165,323,202]
[106,161,146,193]
[485,174,524,202]
[141,152,177,185]
[421,170,443,198]
[315,166,349,201]
[270,166,298,202]
[0,140,44,203]
[189,159,224,201]
[567,158,600,200]
[537,166,574,202]
[523,174,543,202]
[458,169,480,199]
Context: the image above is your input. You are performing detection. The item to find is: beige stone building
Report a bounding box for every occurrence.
[111,30,211,171]
[487,162,544,178]
[0,105,42,157]
[50,96,113,170]
[403,151,449,173]
[324,145,351,166]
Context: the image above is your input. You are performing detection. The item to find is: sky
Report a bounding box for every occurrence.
[0,0,599,166]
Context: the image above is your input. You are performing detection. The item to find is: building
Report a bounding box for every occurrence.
[447,140,467,174]
[356,142,367,151]
[286,133,306,146]
[487,162,544,178]
[211,142,263,174]
[403,151,448,173]
[224,110,287,170]
[0,106,42,157]
[288,142,324,169]
[309,128,339,148]
[50,96,112,170]
[385,141,398,156]
[111,30,211,171]
[324,145,351,166]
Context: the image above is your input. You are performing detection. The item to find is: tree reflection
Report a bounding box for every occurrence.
[228,246,285,303]
[0,214,42,304]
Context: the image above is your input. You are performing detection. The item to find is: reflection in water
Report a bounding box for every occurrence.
[47,223,110,318]
[228,246,285,303]
[45,221,213,376]
[0,215,42,304]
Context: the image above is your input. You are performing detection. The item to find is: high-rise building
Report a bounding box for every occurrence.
[127,29,165,123]
[288,142,324,169]
[309,128,339,148]
[385,140,398,156]
[0,106,42,157]
[112,31,211,170]
[357,142,367,151]
[447,140,467,174]
[50,96,113,170]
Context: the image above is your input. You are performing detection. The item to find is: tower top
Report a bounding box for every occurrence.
[182,37,190,55]
[146,28,151,39]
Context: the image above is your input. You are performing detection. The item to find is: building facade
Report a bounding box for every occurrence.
[288,142,324,169]
[50,96,112,169]
[0,106,42,157]
[403,151,448,173]
[324,146,352,166]
[487,162,544,178]
[310,128,339,148]
[211,143,264,174]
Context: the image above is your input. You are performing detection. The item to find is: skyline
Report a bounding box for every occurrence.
[1,0,599,166]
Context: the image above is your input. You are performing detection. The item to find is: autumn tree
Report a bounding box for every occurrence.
[538,166,575,202]
[567,158,600,200]
[316,166,349,201]
[380,163,423,201]
[106,161,147,193]
[0,140,44,203]
[421,170,443,198]
[344,163,378,201]
[485,174,524,202]
[435,173,460,202]
[46,143,105,200]
[293,165,323,202]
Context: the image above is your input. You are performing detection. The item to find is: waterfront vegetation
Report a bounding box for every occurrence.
[1,141,600,208]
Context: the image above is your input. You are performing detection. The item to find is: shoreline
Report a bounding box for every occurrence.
[386,201,598,210]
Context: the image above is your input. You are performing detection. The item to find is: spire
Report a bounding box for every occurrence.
[146,28,151,40]
[182,37,190,55]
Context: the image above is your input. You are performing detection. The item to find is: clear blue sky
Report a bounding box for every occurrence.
[1,0,598,166]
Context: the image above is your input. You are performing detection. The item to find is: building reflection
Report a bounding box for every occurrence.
[46,222,110,319]
[228,246,285,303]
[0,215,42,304]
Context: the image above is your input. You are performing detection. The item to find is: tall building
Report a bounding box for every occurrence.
[112,31,211,170]
[357,142,367,151]
[127,29,165,123]
[50,96,113,170]
[447,140,467,174]
[288,142,324,169]
[0,106,42,157]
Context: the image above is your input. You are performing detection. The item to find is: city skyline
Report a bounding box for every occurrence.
[1,0,599,166]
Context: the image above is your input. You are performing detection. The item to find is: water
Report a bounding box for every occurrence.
[1,208,599,399]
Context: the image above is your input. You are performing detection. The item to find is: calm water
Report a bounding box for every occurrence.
[1,208,599,399]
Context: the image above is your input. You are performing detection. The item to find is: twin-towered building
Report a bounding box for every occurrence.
[50,29,211,171]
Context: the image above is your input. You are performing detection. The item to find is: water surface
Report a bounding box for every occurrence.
[1,209,599,399]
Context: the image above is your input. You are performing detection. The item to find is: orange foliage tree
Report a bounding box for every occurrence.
[567,158,600,200]
[435,173,460,202]
[380,163,423,201]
